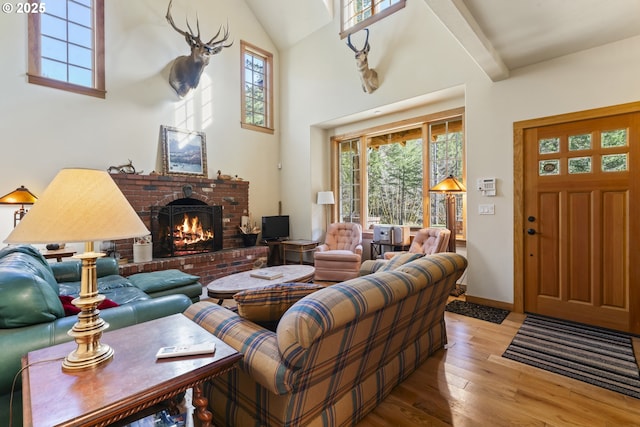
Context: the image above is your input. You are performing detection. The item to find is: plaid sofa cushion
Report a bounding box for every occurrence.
[184,253,468,427]
[233,283,325,323]
[377,252,424,272]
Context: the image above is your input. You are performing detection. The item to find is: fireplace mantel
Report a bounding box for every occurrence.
[110,174,265,285]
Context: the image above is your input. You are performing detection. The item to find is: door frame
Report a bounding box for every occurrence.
[513,101,640,313]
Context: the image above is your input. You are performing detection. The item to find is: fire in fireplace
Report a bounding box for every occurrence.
[151,199,223,257]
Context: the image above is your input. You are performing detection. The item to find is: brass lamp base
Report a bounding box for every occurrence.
[62,248,114,372]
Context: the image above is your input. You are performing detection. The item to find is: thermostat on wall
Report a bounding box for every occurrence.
[477,178,496,196]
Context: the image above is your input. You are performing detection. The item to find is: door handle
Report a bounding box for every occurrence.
[527,228,537,235]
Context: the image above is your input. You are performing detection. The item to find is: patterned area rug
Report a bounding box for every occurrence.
[445,300,509,324]
[503,314,640,399]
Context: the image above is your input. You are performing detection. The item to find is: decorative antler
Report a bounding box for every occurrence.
[166,0,233,97]
[346,28,379,94]
[347,28,370,56]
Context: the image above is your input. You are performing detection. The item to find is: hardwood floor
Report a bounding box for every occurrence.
[357,301,640,427]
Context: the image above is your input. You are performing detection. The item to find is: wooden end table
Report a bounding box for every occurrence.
[281,240,319,265]
[22,314,242,427]
[42,249,77,262]
[207,264,315,304]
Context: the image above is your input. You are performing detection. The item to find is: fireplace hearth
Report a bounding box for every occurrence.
[151,200,223,258]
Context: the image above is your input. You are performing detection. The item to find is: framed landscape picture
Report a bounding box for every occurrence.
[160,125,208,177]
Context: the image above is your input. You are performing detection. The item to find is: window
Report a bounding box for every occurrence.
[332,108,466,240]
[341,0,406,37]
[429,119,465,236]
[241,41,274,134]
[338,138,362,223]
[27,0,105,98]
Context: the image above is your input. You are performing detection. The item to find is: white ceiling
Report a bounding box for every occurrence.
[247,0,640,82]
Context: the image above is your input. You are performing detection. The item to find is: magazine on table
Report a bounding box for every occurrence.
[250,270,284,280]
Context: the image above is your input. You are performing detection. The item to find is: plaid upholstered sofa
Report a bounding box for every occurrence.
[183,252,467,426]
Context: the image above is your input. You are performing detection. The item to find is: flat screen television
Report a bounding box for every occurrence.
[261,215,290,241]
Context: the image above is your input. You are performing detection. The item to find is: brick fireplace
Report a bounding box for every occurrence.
[110,174,267,285]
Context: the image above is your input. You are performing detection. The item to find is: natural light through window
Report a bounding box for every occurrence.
[174,93,195,131]
[332,109,466,240]
[341,0,405,37]
[241,41,274,134]
[28,0,105,98]
[200,75,214,129]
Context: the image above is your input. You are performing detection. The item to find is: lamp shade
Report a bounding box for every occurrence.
[4,168,149,244]
[0,185,37,205]
[430,175,466,193]
[317,191,335,205]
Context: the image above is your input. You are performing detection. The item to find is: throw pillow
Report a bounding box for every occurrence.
[377,252,424,272]
[233,282,325,323]
[59,295,119,316]
[127,270,200,293]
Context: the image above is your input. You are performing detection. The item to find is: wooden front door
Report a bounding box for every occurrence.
[518,106,640,333]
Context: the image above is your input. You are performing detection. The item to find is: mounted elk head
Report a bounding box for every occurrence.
[346,28,379,94]
[166,0,232,97]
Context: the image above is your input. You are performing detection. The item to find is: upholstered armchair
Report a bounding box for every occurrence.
[314,222,363,281]
[383,227,451,260]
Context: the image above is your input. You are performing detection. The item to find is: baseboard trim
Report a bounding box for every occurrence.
[464,295,514,312]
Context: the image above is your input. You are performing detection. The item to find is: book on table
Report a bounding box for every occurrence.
[250,270,284,280]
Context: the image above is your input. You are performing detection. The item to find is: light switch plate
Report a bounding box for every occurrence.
[479,204,495,215]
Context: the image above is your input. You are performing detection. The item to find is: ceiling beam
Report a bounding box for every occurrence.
[423,0,510,82]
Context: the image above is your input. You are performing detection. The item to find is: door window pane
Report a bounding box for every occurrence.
[568,156,592,174]
[602,154,628,172]
[539,160,560,175]
[539,138,560,154]
[601,129,627,148]
[569,134,591,151]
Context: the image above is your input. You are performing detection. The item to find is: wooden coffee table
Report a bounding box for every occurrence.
[22,314,242,427]
[207,265,315,304]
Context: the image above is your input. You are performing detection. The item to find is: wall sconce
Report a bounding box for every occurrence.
[0,185,38,227]
[430,175,466,252]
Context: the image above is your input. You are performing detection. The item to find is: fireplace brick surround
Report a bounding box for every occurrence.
[110,174,267,286]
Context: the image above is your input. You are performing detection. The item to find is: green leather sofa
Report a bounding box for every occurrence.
[0,245,201,426]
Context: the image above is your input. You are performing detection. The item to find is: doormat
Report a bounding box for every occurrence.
[445,300,509,324]
[503,314,640,399]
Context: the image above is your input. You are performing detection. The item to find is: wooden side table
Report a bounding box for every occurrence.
[22,314,241,427]
[42,249,76,262]
[281,240,319,265]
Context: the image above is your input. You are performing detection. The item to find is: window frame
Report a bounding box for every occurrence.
[330,107,466,241]
[240,40,274,134]
[340,0,406,38]
[27,0,105,98]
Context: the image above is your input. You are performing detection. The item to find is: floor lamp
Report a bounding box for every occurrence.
[430,175,466,252]
[317,191,335,235]
[4,168,149,371]
[0,185,38,227]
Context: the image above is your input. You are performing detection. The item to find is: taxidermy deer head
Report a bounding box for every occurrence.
[346,28,379,94]
[166,0,232,98]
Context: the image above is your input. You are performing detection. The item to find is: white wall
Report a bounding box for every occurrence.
[280,0,640,303]
[0,0,280,246]
[2,0,639,304]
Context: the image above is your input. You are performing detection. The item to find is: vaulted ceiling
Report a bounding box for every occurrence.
[246,0,640,82]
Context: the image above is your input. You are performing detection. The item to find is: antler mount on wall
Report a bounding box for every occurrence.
[346,28,379,94]
[166,0,232,98]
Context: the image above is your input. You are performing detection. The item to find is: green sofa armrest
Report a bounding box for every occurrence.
[0,294,192,427]
[184,302,296,395]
